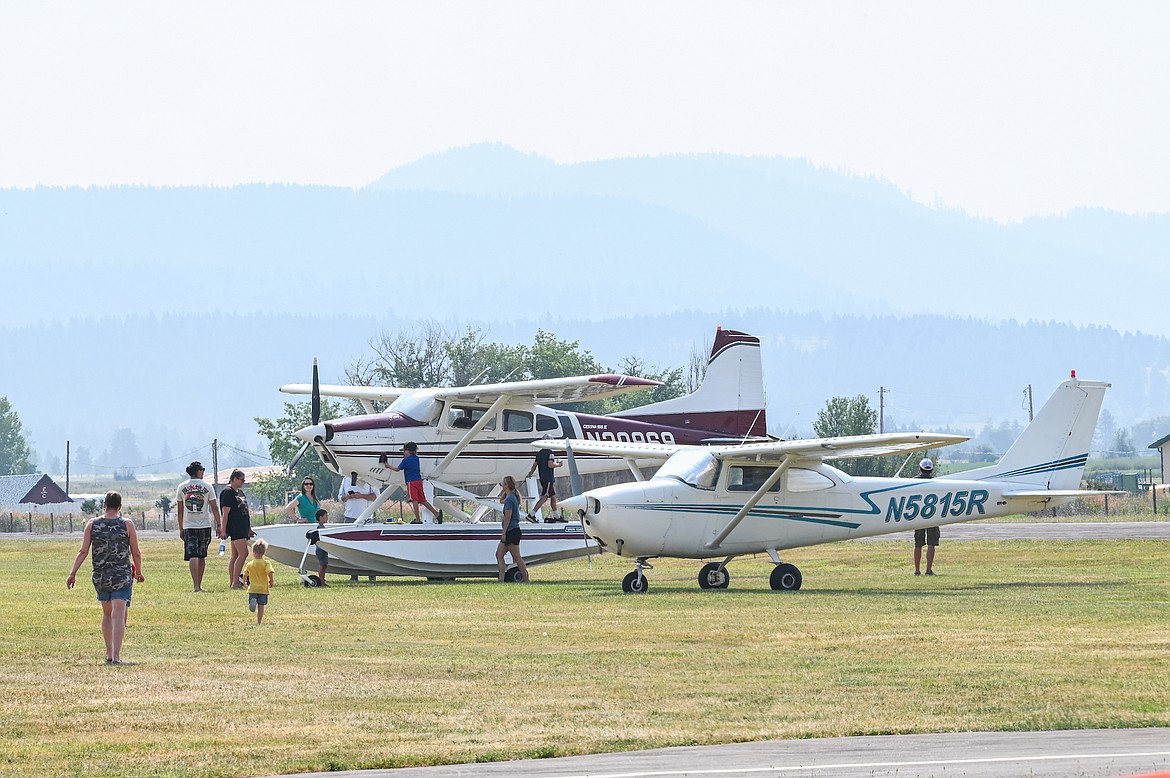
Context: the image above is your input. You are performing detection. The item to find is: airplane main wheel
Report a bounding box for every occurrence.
[622,570,649,594]
[303,574,321,588]
[769,563,802,591]
[504,567,527,583]
[698,562,730,589]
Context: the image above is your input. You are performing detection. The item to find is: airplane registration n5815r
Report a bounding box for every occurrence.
[544,374,1109,593]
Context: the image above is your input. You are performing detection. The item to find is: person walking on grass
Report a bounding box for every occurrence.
[242,539,275,625]
[496,475,529,583]
[175,461,221,592]
[220,469,253,589]
[66,491,145,665]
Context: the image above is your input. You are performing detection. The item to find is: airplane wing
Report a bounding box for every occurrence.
[538,439,684,460]
[281,374,662,407]
[279,383,410,403]
[539,432,968,462]
[716,432,970,462]
[426,374,664,405]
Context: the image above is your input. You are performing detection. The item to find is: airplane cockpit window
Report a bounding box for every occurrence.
[786,468,834,492]
[536,414,559,432]
[657,449,721,490]
[727,465,782,492]
[447,406,495,431]
[503,410,534,433]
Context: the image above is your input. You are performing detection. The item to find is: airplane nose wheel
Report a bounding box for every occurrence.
[769,563,802,591]
[503,566,528,583]
[621,560,652,593]
[622,570,648,593]
[698,562,730,589]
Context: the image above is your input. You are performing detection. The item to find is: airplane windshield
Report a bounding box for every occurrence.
[657,449,720,490]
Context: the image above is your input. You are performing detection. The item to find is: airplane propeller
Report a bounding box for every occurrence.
[287,358,321,474]
[563,440,583,497]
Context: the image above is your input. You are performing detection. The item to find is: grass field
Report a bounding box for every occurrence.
[2,537,1168,778]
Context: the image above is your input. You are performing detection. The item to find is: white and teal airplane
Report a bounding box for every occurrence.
[542,374,1110,593]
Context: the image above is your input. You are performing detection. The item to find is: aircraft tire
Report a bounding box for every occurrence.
[698,562,730,589]
[622,570,649,594]
[304,574,321,588]
[504,567,527,583]
[769,563,802,591]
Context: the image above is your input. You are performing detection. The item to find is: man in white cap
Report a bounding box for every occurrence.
[525,433,562,522]
[913,457,939,576]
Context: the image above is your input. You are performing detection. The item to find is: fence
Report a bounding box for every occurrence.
[0,496,495,535]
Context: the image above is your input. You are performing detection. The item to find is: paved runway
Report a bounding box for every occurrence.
[266,728,1170,778]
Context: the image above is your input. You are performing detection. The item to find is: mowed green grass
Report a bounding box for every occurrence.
[2,537,1168,778]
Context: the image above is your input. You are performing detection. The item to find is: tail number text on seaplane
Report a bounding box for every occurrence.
[581,425,677,444]
[885,489,989,523]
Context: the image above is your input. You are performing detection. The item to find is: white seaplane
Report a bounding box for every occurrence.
[254,328,771,580]
[543,374,1109,592]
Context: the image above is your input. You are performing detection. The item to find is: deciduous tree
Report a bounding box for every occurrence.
[0,397,35,476]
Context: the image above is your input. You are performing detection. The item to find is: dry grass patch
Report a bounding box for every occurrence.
[0,537,1167,777]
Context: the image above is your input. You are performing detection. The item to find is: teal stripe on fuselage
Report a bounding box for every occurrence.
[619,503,863,530]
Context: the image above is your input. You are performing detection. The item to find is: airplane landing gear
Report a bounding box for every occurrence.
[622,559,652,593]
[504,566,528,583]
[698,561,730,589]
[769,562,802,591]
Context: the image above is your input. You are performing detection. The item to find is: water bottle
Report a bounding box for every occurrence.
[218,539,226,556]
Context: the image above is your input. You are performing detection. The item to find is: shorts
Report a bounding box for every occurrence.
[502,527,522,547]
[539,479,556,498]
[183,526,213,560]
[96,582,133,602]
[248,593,269,607]
[315,547,329,566]
[914,527,941,547]
[226,518,252,541]
[407,480,426,503]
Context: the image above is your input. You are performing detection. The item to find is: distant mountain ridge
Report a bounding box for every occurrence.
[3,144,1168,467]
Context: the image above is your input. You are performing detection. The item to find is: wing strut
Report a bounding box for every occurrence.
[428,393,511,481]
[704,456,793,551]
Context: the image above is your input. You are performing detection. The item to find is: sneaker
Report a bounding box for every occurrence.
[248,596,257,613]
[925,570,935,576]
[525,513,538,523]
[410,519,422,524]
[914,571,921,576]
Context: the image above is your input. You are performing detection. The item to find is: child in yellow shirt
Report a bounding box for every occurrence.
[242,539,275,625]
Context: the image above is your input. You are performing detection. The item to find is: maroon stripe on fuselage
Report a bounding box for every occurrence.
[328,412,426,433]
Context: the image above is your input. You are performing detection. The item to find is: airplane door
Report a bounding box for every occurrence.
[439,403,497,476]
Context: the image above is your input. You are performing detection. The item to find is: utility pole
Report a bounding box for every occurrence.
[878,387,887,433]
[212,438,219,485]
[65,440,70,494]
[1023,385,1034,421]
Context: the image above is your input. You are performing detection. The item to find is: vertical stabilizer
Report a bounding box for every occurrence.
[611,328,768,438]
[944,376,1109,489]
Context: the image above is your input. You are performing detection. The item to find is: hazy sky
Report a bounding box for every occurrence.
[1,1,1167,221]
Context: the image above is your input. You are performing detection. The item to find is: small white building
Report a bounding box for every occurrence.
[0,473,79,515]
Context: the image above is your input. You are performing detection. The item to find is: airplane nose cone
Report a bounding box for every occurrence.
[559,494,588,512]
[295,423,327,443]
